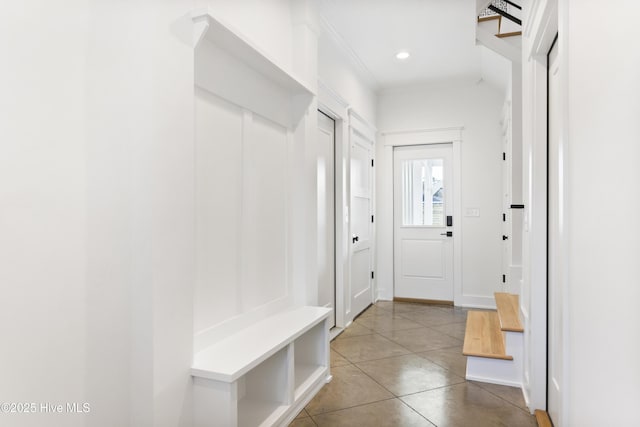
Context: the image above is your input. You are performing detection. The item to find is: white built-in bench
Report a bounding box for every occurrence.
[192,306,332,427]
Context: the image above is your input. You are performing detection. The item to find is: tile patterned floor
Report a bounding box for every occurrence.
[290,301,536,427]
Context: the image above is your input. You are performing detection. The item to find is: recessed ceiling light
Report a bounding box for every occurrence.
[396,51,410,60]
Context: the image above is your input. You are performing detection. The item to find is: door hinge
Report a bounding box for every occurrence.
[502,274,506,283]
[503,213,506,222]
[371,271,375,279]
[371,159,374,167]
[502,152,506,161]
[371,215,374,223]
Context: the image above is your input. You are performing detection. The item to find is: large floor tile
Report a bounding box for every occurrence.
[355,313,424,333]
[356,354,465,396]
[429,321,467,340]
[305,365,394,415]
[355,304,390,317]
[417,346,467,378]
[294,409,310,419]
[330,349,351,367]
[379,327,462,353]
[312,398,435,427]
[331,333,411,363]
[334,322,373,340]
[398,308,468,327]
[289,416,317,427]
[469,381,529,411]
[400,383,537,427]
[374,301,432,314]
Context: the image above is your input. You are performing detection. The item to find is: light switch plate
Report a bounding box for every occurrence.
[465,208,480,217]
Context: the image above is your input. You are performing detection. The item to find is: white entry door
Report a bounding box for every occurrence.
[317,111,336,328]
[547,39,565,426]
[350,129,373,317]
[394,144,454,302]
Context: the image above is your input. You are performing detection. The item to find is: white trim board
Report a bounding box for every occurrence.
[318,14,379,90]
[318,80,349,331]
[376,129,463,306]
[381,127,464,146]
[520,0,561,415]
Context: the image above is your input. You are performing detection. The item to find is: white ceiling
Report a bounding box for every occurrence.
[320,0,509,93]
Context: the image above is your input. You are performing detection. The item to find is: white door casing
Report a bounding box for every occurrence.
[547,39,565,426]
[317,110,336,328]
[350,128,374,318]
[393,144,454,302]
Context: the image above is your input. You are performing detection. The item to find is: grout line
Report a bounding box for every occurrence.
[351,361,399,396]
[335,331,466,365]
[333,331,415,358]
[308,396,397,418]
[329,346,348,359]
[397,398,440,426]
[319,303,531,425]
[395,398,438,427]
[351,353,415,365]
[352,351,467,399]
[368,325,427,334]
[397,381,466,399]
[415,355,465,377]
[321,302,533,425]
[466,381,533,415]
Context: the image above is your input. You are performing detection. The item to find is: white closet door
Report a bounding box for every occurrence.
[548,39,566,427]
[350,130,373,317]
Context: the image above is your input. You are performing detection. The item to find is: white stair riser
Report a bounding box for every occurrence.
[501,19,521,34]
[478,18,501,34]
[465,331,523,387]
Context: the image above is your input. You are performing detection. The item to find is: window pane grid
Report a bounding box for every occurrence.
[401,158,444,227]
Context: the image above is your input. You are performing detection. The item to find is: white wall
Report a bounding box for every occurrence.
[521,1,640,423]
[564,1,640,424]
[0,3,89,426]
[377,81,504,307]
[202,0,293,72]
[318,28,377,126]
[0,1,313,426]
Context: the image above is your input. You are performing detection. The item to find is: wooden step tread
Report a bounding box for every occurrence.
[494,292,524,332]
[463,311,513,360]
[478,15,501,23]
[535,410,552,427]
[496,31,522,38]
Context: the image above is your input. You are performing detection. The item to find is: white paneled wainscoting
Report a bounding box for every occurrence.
[192,8,329,426]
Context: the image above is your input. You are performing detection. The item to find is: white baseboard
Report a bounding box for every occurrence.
[466,374,522,388]
[521,384,535,414]
[456,295,497,309]
[329,327,344,341]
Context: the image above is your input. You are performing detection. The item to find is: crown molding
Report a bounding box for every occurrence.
[319,14,379,90]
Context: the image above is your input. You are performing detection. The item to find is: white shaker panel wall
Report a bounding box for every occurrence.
[241,113,289,312]
[192,9,313,350]
[195,88,243,332]
[194,89,290,335]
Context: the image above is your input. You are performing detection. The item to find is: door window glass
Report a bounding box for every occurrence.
[401,158,444,226]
